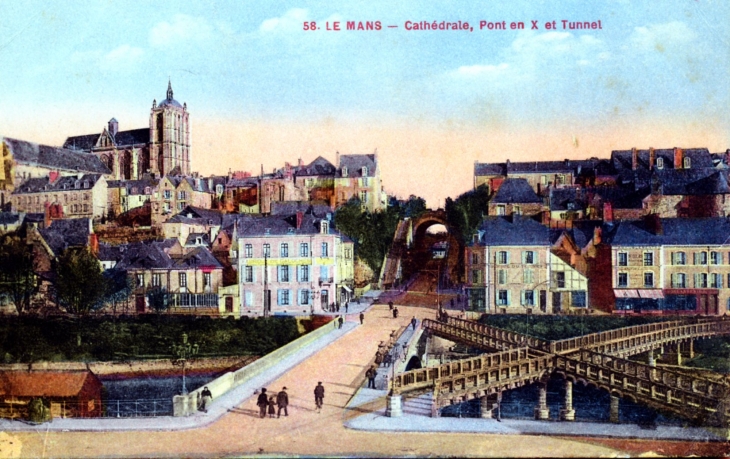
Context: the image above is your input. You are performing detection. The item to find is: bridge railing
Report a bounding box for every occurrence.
[392,346,533,394]
[424,317,552,352]
[550,318,730,355]
[555,349,730,425]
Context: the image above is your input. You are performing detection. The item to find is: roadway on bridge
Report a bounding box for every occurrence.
[3,304,725,458]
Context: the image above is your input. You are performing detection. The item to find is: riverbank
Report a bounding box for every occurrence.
[0,355,259,379]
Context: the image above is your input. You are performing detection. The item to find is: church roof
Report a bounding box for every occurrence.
[63,128,150,151]
[157,80,183,109]
[2,137,110,174]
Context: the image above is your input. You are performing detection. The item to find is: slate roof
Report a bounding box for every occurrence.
[610,148,713,172]
[0,371,100,398]
[474,162,505,176]
[63,128,150,151]
[97,243,125,263]
[113,240,220,270]
[611,217,730,246]
[338,154,377,178]
[270,201,333,217]
[12,174,104,195]
[549,188,586,211]
[226,177,259,188]
[164,176,226,193]
[477,215,550,246]
[684,171,730,195]
[296,156,336,177]
[106,179,158,195]
[237,213,336,237]
[656,168,725,195]
[491,178,542,204]
[587,186,650,209]
[0,212,22,225]
[2,137,110,174]
[167,206,225,226]
[185,233,210,246]
[38,218,91,255]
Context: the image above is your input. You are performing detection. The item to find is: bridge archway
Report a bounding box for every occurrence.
[405,355,422,371]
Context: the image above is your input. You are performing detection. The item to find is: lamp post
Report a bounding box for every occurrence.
[263,251,269,318]
[171,333,199,395]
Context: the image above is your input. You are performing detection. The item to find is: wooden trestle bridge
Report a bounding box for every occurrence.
[391,316,730,426]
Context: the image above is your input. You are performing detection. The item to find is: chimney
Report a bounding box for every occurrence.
[48,171,59,184]
[631,147,638,170]
[108,118,118,137]
[645,213,663,235]
[88,233,99,256]
[593,226,602,245]
[208,178,213,191]
[298,158,304,168]
[336,151,340,167]
[602,201,613,223]
[44,202,51,227]
[541,210,550,225]
[674,147,684,169]
[649,147,656,170]
[296,211,303,229]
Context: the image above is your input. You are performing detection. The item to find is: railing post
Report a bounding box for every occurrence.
[560,380,575,421]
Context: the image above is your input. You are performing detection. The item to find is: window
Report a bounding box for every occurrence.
[362,166,368,176]
[497,290,509,306]
[694,252,708,265]
[496,205,506,216]
[299,265,310,282]
[540,175,547,185]
[299,289,310,305]
[279,265,290,282]
[571,291,587,307]
[177,202,183,211]
[263,243,271,257]
[555,272,565,288]
[684,157,691,169]
[362,177,369,187]
[556,174,566,185]
[321,242,329,257]
[345,248,352,258]
[178,190,186,200]
[136,274,144,287]
[695,273,708,288]
[204,272,211,289]
[300,243,309,257]
[216,184,223,195]
[523,269,534,284]
[498,269,506,285]
[657,157,664,169]
[618,252,628,267]
[523,251,536,264]
[245,266,254,283]
[673,251,686,265]
[321,221,329,234]
[497,251,508,264]
[522,290,535,306]
[643,252,654,266]
[278,289,290,306]
[711,273,723,289]
[672,273,687,288]
[320,266,330,281]
[280,243,289,258]
[179,273,187,288]
[513,205,521,216]
[152,274,161,287]
[359,191,368,203]
[644,272,654,288]
[471,253,479,264]
[711,251,722,265]
[245,244,253,258]
[618,273,628,288]
[164,190,171,200]
[472,270,480,284]
[342,167,348,176]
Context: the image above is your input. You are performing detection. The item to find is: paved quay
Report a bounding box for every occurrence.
[2,302,727,457]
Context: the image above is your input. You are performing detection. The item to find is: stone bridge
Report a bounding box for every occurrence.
[390,316,730,426]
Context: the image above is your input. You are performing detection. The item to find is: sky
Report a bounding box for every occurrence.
[1,0,728,207]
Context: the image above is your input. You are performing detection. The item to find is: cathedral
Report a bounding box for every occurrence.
[64,81,191,179]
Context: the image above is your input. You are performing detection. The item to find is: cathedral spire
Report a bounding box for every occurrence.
[167,79,173,100]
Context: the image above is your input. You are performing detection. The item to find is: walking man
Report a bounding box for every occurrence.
[256,388,268,418]
[276,386,289,418]
[359,312,364,325]
[200,386,213,413]
[366,366,377,389]
[314,382,325,412]
[338,316,344,329]
[411,316,418,330]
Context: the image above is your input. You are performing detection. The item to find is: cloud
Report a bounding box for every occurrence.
[103,45,143,66]
[150,14,213,48]
[259,8,309,33]
[454,63,509,77]
[629,21,696,53]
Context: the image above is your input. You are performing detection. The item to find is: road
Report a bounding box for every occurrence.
[3,304,725,458]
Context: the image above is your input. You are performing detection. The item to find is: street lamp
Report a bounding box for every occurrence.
[170,333,199,395]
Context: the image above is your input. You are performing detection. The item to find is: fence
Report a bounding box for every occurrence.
[0,398,174,420]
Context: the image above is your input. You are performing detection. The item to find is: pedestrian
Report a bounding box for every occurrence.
[267,395,276,418]
[256,388,268,418]
[276,387,289,418]
[411,316,417,330]
[393,307,399,318]
[199,386,213,413]
[375,351,383,366]
[345,302,349,313]
[338,316,344,329]
[359,312,364,325]
[388,301,393,311]
[314,382,325,412]
[366,366,377,389]
[450,298,454,308]
[383,352,391,368]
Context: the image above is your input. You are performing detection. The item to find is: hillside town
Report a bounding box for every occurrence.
[1,83,729,322]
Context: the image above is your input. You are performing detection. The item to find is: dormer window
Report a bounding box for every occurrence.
[684,157,691,169]
[362,166,368,176]
[216,184,223,194]
[321,221,329,234]
[342,167,348,176]
[83,181,89,189]
[145,187,151,194]
[657,157,664,169]
[75,181,80,189]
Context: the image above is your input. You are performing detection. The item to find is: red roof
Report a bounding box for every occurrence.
[0,371,99,398]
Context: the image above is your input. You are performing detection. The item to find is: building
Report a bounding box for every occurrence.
[151,176,223,226]
[0,370,103,419]
[106,178,157,218]
[63,81,191,179]
[488,178,544,217]
[335,154,386,212]
[11,174,108,221]
[236,211,354,317]
[0,137,110,210]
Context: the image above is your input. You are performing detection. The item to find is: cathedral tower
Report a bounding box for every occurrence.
[149,81,191,177]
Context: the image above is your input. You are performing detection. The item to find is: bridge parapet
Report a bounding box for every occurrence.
[555,349,730,426]
[426,317,551,352]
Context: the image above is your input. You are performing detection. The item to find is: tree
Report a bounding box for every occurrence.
[54,248,107,316]
[0,234,37,314]
[147,286,170,315]
[103,269,134,315]
[445,184,490,243]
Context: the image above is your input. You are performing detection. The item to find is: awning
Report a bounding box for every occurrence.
[614,289,639,298]
[341,285,352,292]
[638,289,665,299]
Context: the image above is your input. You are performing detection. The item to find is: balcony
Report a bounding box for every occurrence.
[319,277,334,286]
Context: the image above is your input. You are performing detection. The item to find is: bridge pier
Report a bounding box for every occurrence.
[534,383,550,421]
[559,380,575,421]
[609,395,620,423]
[386,394,403,417]
[647,351,656,367]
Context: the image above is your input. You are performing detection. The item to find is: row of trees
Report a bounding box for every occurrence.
[334,195,427,275]
[444,184,490,243]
